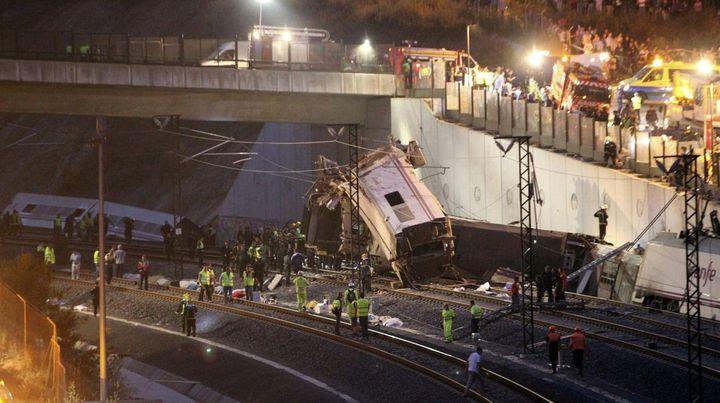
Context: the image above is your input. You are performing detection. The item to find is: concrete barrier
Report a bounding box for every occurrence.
[540,106,554,147]
[499,96,512,136]
[472,88,486,129]
[553,109,567,150]
[580,116,595,160]
[526,102,540,144]
[445,82,459,120]
[593,121,607,162]
[512,100,526,136]
[567,113,581,155]
[459,85,472,125]
[486,92,499,132]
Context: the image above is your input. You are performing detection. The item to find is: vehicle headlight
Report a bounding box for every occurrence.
[623,85,630,91]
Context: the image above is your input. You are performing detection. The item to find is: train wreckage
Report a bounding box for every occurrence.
[301,140,597,286]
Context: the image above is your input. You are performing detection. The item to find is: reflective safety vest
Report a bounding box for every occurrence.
[442,308,456,322]
[470,305,484,320]
[54,217,62,228]
[44,246,56,265]
[196,239,204,250]
[353,298,370,317]
[332,298,341,311]
[569,331,586,350]
[220,271,234,287]
[198,270,211,285]
[546,332,561,344]
[243,271,255,287]
[293,276,309,294]
[631,95,642,110]
[93,250,100,264]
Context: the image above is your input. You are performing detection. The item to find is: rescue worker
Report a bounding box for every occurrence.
[104,246,114,285]
[631,92,642,123]
[594,204,609,241]
[344,282,359,335]
[196,237,205,266]
[114,244,126,278]
[44,244,56,266]
[469,300,484,336]
[53,214,62,239]
[463,346,485,396]
[10,209,21,237]
[176,293,190,333]
[91,280,100,317]
[353,292,371,339]
[569,327,586,376]
[122,216,134,244]
[93,248,100,277]
[542,266,554,303]
[359,254,372,295]
[546,325,561,373]
[185,299,198,337]
[243,264,255,301]
[137,255,149,290]
[69,249,81,280]
[331,292,343,335]
[511,277,520,309]
[442,303,456,343]
[220,267,234,304]
[645,105,659,131]
[197,265,213,302]
[293,271,310,312]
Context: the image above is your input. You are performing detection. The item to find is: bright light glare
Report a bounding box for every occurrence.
[527,49,549,67]
[363,39,371,47]
[697,58,713,75]
[652,57,663,67]
[282,31,291,41]
[252,30,260,40]
[256,0,270,4]
[638,135,650,146]
[599,52,609,62]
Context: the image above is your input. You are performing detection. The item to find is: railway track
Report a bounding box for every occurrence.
[371,282,720,379]
[52,275,552,403]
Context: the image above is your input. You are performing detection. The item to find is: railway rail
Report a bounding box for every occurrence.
[51,275,552,403]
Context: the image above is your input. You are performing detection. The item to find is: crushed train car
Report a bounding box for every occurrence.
[302,141,455,285]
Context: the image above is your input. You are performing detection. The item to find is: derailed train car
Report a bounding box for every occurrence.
[303,142,455,285]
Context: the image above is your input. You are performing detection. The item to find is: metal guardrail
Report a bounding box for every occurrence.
[0,29,394,74]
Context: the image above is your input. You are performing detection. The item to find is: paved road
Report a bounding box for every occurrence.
[75,315,350,403]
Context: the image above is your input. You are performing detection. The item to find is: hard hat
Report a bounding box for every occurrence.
[634,92,639,96]
[298,270,303,276]
[348,282,356,288]
[601,204,608,210]
[182,293,190,301]
[549,325,556,331]
[575,327,582,332]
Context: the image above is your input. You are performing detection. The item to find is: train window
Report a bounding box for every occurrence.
[385,191,405,206]
[22,204,36,213]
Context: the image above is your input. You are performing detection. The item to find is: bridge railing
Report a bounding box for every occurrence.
[0,29,394,74]
[438,82,707,180]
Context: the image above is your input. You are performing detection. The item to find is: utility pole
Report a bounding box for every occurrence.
[95,116,108,401]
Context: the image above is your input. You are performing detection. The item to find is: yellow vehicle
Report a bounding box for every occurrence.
[618,59,720,104]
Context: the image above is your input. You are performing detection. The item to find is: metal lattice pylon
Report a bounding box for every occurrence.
[495,135,535,352]
[328,124,361,285]
[683,155,703,402]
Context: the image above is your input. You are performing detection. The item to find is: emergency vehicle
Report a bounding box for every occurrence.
[618,59,720,104]
[550,53,611,113]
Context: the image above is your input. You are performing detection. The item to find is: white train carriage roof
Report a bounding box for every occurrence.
[358,146,445,234]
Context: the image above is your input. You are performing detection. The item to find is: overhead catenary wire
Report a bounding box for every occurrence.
[177,153,315,184]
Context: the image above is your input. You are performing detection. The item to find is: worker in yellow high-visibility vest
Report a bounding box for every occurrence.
[293,271,310,312]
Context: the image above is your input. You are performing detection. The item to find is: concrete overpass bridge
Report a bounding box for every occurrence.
[0,59,395,124]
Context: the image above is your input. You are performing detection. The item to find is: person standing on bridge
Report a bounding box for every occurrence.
[137,255,149,290]
[594,204,609,241]
[353,292,371,339]
[331,292,343,335]
[631,92,642,124]
[546,325,561,373]
[462,346,485,396]
[293,271,310,312]
[220,267,234,304]
[469,300,484,337]
[569,327,586,376]
[442,304,456,343]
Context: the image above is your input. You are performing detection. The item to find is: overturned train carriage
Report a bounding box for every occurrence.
[303,142,455,285]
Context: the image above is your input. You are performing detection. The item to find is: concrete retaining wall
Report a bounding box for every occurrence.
[391,98,684,245]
